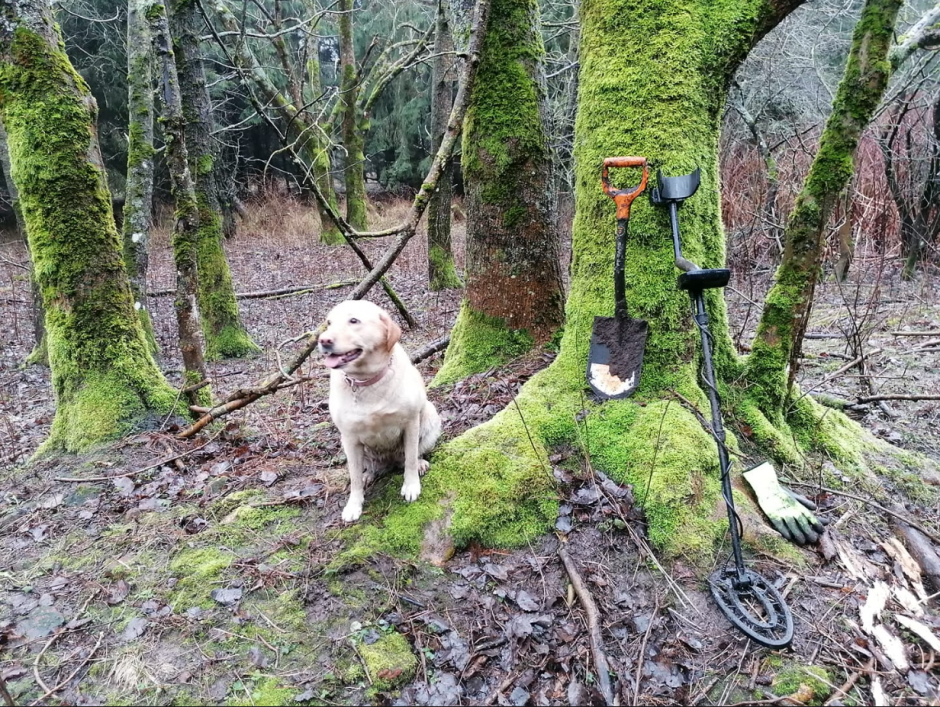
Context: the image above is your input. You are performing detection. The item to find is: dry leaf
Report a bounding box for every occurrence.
[895,614,940,652]
[872,624,909,671]
[860,582,890,634]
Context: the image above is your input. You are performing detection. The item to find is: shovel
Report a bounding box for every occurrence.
[587,156,649,400]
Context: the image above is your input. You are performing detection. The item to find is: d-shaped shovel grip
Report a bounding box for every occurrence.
[602,156,649,219]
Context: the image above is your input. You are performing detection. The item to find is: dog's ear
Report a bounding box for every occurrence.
[380,310,402,353]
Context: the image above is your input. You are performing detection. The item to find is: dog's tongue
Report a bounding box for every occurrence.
[324,353,345,369]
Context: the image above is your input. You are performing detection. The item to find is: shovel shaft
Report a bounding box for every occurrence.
[614,219,627,316]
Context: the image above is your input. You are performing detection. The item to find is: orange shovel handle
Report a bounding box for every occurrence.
[602,156,649,220]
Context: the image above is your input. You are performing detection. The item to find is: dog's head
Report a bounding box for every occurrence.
[318,300,401,373]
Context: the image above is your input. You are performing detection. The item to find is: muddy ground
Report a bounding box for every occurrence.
[1,197,939,706]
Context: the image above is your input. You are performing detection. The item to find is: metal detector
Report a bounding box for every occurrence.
[651,168,794,648]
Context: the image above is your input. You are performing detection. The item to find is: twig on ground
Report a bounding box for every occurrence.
[30,632,104,706]
[0,674,14,707]
[558,546,616,706]
[147,279,357,299]
[823,657,873,706]
[788,481,940,545]
[32,592,98,700]
[633,596,660,706]
[55,430,222,482]
[483,670,522,706]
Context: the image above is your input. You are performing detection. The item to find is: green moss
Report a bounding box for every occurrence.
[0,25,180,453]
[356,631,417,691]
[432,301,536,386]
[771,663,832,704]
[428,243,462,290]
[225,678,295,707]
[168,546,235,609]
[194,199,259,360]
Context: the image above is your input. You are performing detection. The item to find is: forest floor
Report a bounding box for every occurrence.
[1,196,939,706]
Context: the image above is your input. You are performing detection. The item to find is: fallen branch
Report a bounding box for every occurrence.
[789,482,940,546]
[411,336,450,365]
[0,675,13,707]
[55,430,223,482]
[891,512,940,593]
[147,279,357,299]
[823,658,874,706]
[30,632,104,706]
[890,330,940,336]
[633,596,660,706]
[558,546,615,706]
[856,393,940,404]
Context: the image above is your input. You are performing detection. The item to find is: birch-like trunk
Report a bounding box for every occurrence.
[150,3,211,404]
[337,0,369,231]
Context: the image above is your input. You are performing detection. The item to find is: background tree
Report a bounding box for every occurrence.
[122,0,159,356]
[170,0,260,359]
[433,0,565,386]
[0,0,178,452]
[426,0,461,290]
[337,0,369,230]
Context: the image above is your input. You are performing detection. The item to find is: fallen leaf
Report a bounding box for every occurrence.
[112,477,135,497]
[376,667,403,682]
[248,645,269,668]
[122,616,149,641]
[785,683,815,704]
[38,493,63,509]
[895,614,940,652]
[294,688,315,702]
[14,605,65,639]
[211,588,242,606]
[106,580,130,605]
[515,590,539,612]
[260,470,278,486]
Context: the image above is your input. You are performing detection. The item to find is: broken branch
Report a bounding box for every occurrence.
[558,546,615,706]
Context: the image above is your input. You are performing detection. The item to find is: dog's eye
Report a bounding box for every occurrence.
[349,318,360,324]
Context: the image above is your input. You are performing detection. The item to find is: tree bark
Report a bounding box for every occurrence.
[378,0,814,558]
[149,2,212,405]
[0,0,178,452]
[170,0,259,360]
[427,0,461,290]
[433,0,565,386]
[747,0,902,416]
[122,0,159,357]
[0,118,46,364]
[337,0,369,231]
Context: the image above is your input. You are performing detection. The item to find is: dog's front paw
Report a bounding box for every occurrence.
[417,459,430,477]
[400,478,421,502]
[342,498,364,522]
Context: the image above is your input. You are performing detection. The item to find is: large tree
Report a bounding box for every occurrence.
[433,0,565,386]
[352,0,914,563]
[0,0,178,452]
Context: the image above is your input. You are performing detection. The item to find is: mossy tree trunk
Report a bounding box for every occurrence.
[0,0,179,452]
[427,0,461,290]
[303,33,344,245]
[337,0,369,231]
[170,0,259,360]
[211,0,343,245]
[433,0,564,386]
[746,0,901,423]
[366,0,831,563]
[122,0,159,357]
[149,2,211,405]
[0,118,46,364]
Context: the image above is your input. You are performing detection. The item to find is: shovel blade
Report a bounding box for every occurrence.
[587,315,648,399]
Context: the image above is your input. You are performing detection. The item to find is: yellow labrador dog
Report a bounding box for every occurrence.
[318,300,441,522]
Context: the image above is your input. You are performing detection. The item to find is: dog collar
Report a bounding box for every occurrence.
[344,357,393,389]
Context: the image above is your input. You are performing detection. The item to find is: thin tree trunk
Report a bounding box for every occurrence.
[747,0,902,412]
[170,0,259,360]
[338,0,369,231]
[835,190,854,282]
[433,0,565,385]
[0,119,46,364]
[0,0,178,452]
[123,0,159,357]
[427,0,461,290]
[304,32,343,245]
[150,3,211,405]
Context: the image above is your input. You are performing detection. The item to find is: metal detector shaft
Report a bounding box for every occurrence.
[690,290,749,585]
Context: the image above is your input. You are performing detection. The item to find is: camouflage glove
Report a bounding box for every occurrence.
[742,462,825,545]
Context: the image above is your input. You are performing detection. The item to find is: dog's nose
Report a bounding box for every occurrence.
[318,334,333,349]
